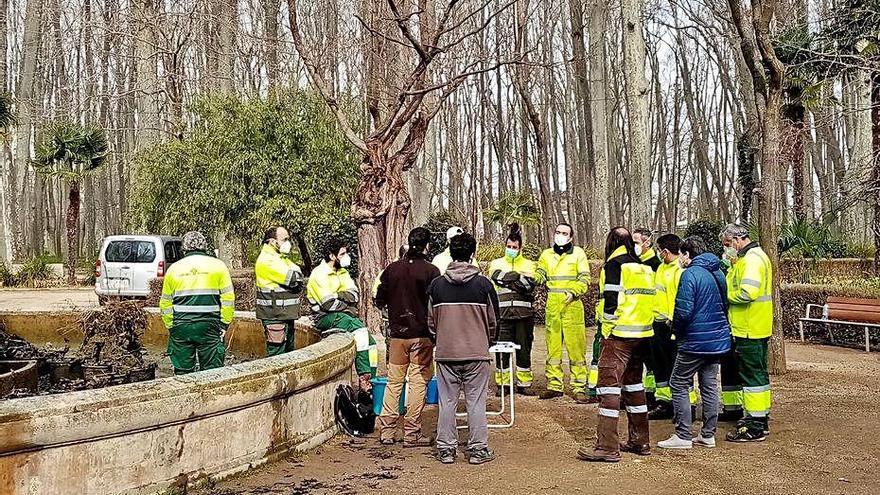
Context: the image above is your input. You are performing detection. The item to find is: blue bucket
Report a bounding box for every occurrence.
[426,376,438,404]
[371,377,406,416]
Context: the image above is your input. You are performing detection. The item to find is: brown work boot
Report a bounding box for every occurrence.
[539,389,564,400]
[516,386,536,396]
[576,445,621,463]
[620,442,652,456]
[403,435,433,448]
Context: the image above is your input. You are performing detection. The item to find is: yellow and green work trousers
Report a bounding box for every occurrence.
[720,336,771,432]
[262,320,296,356]
[545,294,587,394]
[495,317,535,388]
[588,325,602,397]
[316,313,378,377]
[167,322,226,374]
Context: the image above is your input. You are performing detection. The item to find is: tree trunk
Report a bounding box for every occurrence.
[620,0,651,227]
[66,182,81,285]
[293,232,312,275]
[871,72,880,275]
[782,95,807,220]
[588,0,610,247]
[262,0,281,88]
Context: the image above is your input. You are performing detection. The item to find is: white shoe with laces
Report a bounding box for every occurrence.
[693,436,716,448]
[657,434,693,449]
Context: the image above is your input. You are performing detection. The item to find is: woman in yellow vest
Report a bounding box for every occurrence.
[488,223,537,395]
[578,227,656,462]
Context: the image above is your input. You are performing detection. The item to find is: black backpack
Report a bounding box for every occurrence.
[333,384,376,437]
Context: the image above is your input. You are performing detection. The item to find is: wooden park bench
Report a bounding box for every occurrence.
[799,296,880,352]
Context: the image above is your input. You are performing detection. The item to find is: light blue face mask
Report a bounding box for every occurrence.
[505,248,520,259]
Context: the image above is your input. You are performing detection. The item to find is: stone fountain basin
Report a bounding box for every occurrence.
[0,311,354,495]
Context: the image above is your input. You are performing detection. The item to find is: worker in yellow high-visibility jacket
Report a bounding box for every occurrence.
[534,223,591,403]
[578,227,656,462]
[720,224,773,443]
[255,226,304,356]
[160,231,235,374]
[307,238,377,390]
[633,228,660,406]
[488,223,537,396]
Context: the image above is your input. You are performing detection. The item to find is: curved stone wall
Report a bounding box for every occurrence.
[0,314,354,495]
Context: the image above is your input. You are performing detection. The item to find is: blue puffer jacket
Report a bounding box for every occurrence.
[672,253,731,355]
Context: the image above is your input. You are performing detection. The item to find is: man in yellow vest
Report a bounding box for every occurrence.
[633,228,660,405]
[307,238,378,390]
[535,222,591,403]
[720,224,773,442]
[647,233,684,419]
[488,223,537,395]
[160,231,235,374]
[255,227,304,356]
[578,227,656,462]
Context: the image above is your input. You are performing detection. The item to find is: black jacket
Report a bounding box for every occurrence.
[374,255,440,339]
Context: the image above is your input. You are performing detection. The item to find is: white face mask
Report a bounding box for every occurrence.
[279,240,292,255]
[554,234,570,247]
[634,244,643,257]
[723,246,738,259]
[678,254,690,269]
[338,253,352,268]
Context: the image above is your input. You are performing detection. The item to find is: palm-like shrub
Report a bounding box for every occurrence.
[32,123,108,284]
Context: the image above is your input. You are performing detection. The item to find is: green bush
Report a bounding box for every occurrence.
[846,242,877,259]
[0,263,16,287]
[16,256,54,288]
[683,219,724,256]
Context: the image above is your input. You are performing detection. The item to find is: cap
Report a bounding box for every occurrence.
[446,226,464,240]
[182,231,208,252]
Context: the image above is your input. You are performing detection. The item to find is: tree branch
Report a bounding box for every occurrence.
[287,0,367,153]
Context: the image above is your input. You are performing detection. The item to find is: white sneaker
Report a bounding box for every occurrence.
[657,434,693,449]
[693,436,716,448]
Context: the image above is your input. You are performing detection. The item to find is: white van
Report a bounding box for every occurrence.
[95,235,183,303]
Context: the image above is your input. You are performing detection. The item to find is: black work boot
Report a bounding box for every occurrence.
[647,402,674,420]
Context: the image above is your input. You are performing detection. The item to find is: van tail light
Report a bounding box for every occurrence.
[157,261,165,277]
[95,260,101,278]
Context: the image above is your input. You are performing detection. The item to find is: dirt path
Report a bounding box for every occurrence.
[0,288,98,312]
[198,328,880,495]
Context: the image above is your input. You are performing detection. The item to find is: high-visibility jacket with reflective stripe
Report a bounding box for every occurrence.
[489,254,536,320]
[640,248,661,272]
[254,244,304,322]
[432,248,479,274]
[535,246,591,297]
[598,245,655,338]
[306,262,359,319]
[159,252,235,330]
[726,244,773,339]
[653,259,683,322]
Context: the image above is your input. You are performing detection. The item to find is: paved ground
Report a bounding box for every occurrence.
[0,288,99,311]
[198,327,880,495]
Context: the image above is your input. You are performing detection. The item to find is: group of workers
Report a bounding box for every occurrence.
[158,219,773,464]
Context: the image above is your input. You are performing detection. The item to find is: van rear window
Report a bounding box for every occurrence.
[105,241,157,263]
[164,241,183,264]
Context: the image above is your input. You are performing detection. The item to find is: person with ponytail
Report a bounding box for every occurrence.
[487,224,538,396]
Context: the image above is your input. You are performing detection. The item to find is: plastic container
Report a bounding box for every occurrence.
[371,377,406,416]
[426,376,438,404]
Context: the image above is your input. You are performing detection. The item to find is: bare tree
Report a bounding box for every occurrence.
[288,0,516,327]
